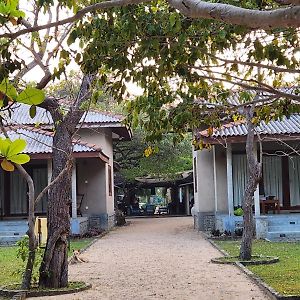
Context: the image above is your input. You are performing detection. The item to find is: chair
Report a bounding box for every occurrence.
[260,196,280,214]
[77,194,84,217]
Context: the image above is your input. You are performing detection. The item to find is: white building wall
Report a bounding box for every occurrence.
[193,148,215,231]
[215,146,228,213]
[79,128,115,216]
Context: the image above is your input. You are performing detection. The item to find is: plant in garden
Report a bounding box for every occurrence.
[1,0,300,289]
[13,236,44,285]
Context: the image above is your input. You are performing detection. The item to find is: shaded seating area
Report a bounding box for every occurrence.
[260,196,280,214]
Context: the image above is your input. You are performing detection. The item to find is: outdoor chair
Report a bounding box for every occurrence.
[77,194,84,217]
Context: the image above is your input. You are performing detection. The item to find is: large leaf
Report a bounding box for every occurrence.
[8,153,30,164]
[0,138,11,157]
[1,159,14,171]
[0,79,17,100]
[17,87,45,105]
[7,139,26,157]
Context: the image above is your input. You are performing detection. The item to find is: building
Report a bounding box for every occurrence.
[0,103,131,244]
[193,114,300,240]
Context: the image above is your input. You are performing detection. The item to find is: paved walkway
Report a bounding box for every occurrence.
[36,217,270,300]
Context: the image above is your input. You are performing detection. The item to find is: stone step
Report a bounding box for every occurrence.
[0,230,27,236]
[0,235,26,245]
[268,226,300,232]
[266,231,300,241]
[0,221,27,231]
[267,218,300,226]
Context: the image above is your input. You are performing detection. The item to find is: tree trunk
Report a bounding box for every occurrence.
[239,107,262,260]
[39,124,73,288]
[39,73,95,288]
[0,120,38,290]
[15,165,37,290]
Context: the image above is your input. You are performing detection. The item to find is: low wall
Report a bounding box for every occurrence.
[71,217,89,235]
[194,212,215,232]
[89,213,115,231]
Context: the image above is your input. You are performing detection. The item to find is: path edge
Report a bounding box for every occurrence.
[202,233,293,300]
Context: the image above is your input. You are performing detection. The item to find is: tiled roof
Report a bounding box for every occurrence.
[199,114,300,139]
[5,103,122,126]
[2,126,106,156]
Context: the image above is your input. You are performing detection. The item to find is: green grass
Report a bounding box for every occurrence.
[0,237,95,287]
[215,240,300,295]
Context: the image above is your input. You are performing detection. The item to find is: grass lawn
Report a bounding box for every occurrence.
[0,237,95,287]
[215,239,300,295]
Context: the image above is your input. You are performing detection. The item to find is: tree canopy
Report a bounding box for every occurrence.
[114,129,192,182]
[1,0,300,289]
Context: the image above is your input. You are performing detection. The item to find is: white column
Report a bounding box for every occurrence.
[47,159,52,185]
[185,187,190,215]
[193,151,199,212]
[226,144,234,216]
[71,161,77,219]
[213,145,218,213]
[179,187,183,203]
[253,143,261,217]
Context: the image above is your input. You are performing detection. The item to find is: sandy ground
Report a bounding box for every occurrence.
[34,217,270,300]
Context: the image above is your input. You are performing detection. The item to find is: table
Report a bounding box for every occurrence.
[260,199,280,214]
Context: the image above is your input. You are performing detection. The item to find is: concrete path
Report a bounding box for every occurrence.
[36,217,270,300]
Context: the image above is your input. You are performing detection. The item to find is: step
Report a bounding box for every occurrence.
[267,216,300,226]
[0,230,27,236]
[266,231,300,241]
[0,221,27,232]
[0,235,26,245]
[268,225,300,232]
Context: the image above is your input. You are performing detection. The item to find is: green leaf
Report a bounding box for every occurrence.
[169,13,176,27]
[8,153,30,164]
[67,30,78,46]
[17,87,45,105]
[7,139,26,157]
[29,105,36,118]
[0,79,17,100]
[0,138,11,157]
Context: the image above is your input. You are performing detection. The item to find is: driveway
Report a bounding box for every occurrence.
[36,217,270,300]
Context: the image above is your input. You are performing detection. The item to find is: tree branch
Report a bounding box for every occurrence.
[35,157,73,206]
[0,0,151,40]
[168,0,300,30]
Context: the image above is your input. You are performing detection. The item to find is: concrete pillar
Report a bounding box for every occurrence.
[185,186,190,215]
[213,145,218,213]
[47,159,52,185]
[226,144,234,216]
[71,161,77,219]
[253,143,261,217]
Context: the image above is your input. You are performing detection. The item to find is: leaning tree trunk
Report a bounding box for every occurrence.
[0,123,37,289]
[239,107,262,260]
[39,124,73,288]
[39,74,95,288]
[18,166,37,290]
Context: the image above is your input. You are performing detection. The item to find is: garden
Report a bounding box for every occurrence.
[0,237,94,287]
[215,239,300,296]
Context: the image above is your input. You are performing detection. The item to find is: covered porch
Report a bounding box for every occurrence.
[0,126,113,242]
[193,115,300,240]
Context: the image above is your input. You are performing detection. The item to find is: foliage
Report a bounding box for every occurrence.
[215,240,300,295]
[0,138,30,171]
[0,79,45,172]
[46,73,124,114]
[13,236,44,285]
[71,1,300,140]
[114,128,192,182]
[0,0,300,290]
[0,237,95,286]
